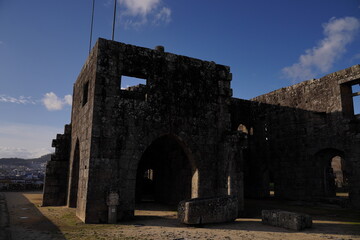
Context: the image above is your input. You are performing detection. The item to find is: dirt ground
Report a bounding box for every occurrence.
[4,191,360,240]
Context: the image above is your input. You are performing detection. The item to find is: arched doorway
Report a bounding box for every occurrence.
[135,135,196,208]
[314,148,347,198]
[68,140,80,208]
[331,156,349,197]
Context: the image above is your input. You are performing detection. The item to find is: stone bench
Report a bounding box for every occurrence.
[178,195,238,225]
[261,209,312,231]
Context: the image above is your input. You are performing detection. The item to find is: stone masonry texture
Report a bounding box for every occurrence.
[261,209,312,231]
[178,196,238,225]
[230,65,360,206]
[43,38,360,223]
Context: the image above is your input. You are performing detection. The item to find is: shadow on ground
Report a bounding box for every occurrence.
[4,191,66,240]
[122,198,360,236]
[3,192,360,240]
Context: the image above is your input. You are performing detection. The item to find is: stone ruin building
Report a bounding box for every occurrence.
[43,38,360,223]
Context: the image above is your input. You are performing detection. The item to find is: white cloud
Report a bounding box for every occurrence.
[64,94,73,105]
[0,123,61,159]
[120,0,160,16]
[153,7,171,25]
[0,95,36,104]
[118,0,171,28]
[42,92,72,111]
[0,147,52,159]
[1,92,72,111]
[282,17,360,82]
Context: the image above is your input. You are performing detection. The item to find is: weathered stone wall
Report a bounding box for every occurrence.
[42,124,71,206]
[59,39,245,223]
[67,44,99,222]
[43,38,360,225]
[231,65,360,208]
[253,65,360,113]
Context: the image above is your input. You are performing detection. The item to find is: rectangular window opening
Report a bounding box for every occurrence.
[352,84,360,94]
[120,76,147,90]
[350,83,360,116]
[82,82,89,106]
[353,95,360,115]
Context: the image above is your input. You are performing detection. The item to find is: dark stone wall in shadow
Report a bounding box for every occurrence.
[230,65,360,208]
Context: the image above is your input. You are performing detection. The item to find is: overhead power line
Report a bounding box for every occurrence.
[112,0,117,41]
[89,0,96,54]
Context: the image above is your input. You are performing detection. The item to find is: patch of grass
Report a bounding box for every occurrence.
[59,212,80,226]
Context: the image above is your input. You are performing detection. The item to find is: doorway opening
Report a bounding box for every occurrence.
[135,135,196,217]
[269,171,275,197]
[315,149,348,198]
[331,156,349,198]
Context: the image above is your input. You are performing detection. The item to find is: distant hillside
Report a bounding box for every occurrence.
[0,153,52,166]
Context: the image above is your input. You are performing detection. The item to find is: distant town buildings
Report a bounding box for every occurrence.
[0,160,46,191]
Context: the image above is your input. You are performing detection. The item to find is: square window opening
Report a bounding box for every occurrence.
[352,84,360,94]
[120,76,147,90]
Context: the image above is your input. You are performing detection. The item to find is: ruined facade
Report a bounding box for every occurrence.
[43,39,245,223]
[231,65,360,206]
[43,38,360,223]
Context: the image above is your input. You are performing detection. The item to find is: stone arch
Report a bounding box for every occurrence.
[314,148,345,197]
[117,132,201,219]
[68,139,80,208]
[134,134,198,206]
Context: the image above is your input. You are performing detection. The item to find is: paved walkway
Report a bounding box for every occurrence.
[4,192,65,240]
[0,193,11,240]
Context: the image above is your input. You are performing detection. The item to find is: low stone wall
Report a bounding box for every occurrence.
[261,209,312,231]
[178,196,238,225]
[0,193,11,240]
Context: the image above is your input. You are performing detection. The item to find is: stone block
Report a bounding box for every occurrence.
[261,209,312,231]
[178,196,238,225]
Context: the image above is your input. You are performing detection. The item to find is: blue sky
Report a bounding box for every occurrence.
[0,0,359,158]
